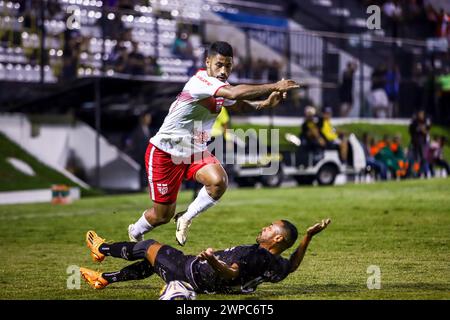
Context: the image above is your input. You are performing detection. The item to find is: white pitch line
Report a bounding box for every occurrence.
[0,198,278,221]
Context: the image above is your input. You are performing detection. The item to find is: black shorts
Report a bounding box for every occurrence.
[153,245,196,284]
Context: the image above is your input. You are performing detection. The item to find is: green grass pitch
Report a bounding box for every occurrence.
[0,179,449,300]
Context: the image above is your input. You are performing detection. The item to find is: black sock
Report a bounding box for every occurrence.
[99,242,138,260]
[102,260,154,283]
[99,239,157,261]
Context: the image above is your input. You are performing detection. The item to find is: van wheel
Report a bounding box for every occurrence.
[260,170,284,187]
[317,164,338,185]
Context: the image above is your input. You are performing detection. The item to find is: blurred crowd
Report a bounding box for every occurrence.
[362,110,449,179]
[0,0,448,124]
[300,106,449,180]
[361,0,450,40]
[1,0,287,82]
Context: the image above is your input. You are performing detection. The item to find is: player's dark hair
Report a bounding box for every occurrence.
[208,41,233,58]
[280,220,298,248]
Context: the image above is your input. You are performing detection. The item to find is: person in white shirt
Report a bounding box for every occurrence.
[128,41,299,246]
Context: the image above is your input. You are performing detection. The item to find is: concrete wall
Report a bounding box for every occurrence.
[0,113,140,190]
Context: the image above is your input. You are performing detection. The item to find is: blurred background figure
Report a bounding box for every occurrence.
[319,107,348,163]
[339,62,357,117]
[126,42,146,76]
[126,111,157,190]
[361,133,387,180]
[427,136,449,177]
[409,110,431,177]
[300,106,325,153]
[369,64,390,118]
[384,62,400,118]
[172,30,194,60]
[436,66,450,126]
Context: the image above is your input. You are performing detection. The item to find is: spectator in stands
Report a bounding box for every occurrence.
[233,56,251,79]
[268,60,281,82]
[145,56,161,76]
[127,42,146,75]
[384,62,400,117]
[118,0,136,11]
[126,111,157,190]
[47,0,62,19]
[436,66,450,125]
[382,0,403,37]
[411,62,426,112]
[300,106,326,153]
[113,45,129,73]
[409,110,431,177]
[98,9,125,40]
[171,30,194,60]
[61,33,82,81]
[252,59,268,81]
[436,8,450,39]
[371,63,387,91]
[368,64,390,118]
[339,62,357,117]
[363,0,441,39]
[427,136,450,177]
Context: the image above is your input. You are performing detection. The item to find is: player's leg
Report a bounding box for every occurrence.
[98,239,161,261]
[128,143,184,241]
[128,203,176,242]
[80,260,154,290]
[195,163,228,200]
[176,158,228,246]
[144,242,194,285]
[92,237,186,282]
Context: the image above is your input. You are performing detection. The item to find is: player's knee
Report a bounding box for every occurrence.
[151,204,176,226]
[207,175,228,199]
[134,239,157,259]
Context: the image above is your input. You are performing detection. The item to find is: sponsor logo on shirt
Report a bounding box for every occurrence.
[196,74,213,86]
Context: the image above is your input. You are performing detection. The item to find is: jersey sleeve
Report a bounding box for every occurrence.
[188,72,228,100]
[267,257,291,283]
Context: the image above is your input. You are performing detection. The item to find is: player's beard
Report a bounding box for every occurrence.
[256,231,262,243]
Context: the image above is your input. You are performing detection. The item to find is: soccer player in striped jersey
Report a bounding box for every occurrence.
[127,41,299,246]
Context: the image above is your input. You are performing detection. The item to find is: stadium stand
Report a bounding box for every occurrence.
[0,0,448,122]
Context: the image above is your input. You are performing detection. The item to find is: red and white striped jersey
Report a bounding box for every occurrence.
[150,70,235,157]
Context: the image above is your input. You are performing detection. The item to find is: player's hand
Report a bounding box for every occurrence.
[275,79,300,92]
[306,218,331,237]
[197,248,215,261]
[264,91,283,108]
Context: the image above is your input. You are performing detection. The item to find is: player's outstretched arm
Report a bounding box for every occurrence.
[198,248,240,280]
[216,79,299,101]
[228,91,287,113]
[288,219,331,273]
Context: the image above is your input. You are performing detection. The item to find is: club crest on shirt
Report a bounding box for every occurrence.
[157,183,168,195]
[215,97,224,112]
